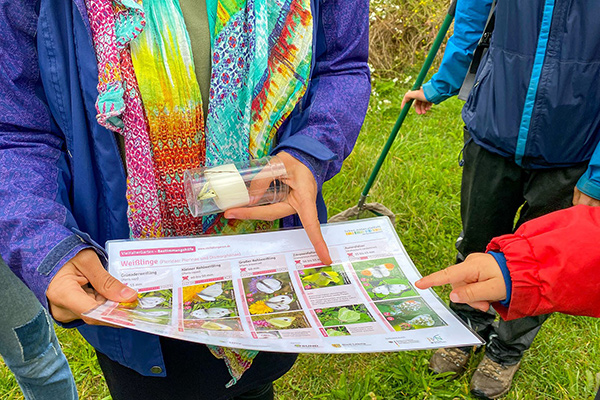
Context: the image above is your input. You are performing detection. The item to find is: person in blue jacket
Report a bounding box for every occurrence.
[0,1,370,399]
[402,0,600,398]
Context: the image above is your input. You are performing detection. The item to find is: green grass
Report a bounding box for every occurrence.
[2,78,599,399]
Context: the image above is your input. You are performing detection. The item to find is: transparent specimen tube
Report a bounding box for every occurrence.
[184,156,289,217]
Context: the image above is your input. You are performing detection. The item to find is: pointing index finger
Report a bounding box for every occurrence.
[294,197,331,266]
[415,263,474,290]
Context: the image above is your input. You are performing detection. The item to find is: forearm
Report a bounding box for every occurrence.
[488,205,600,320]
[0,131,103,309]
[273,0,371,189]
[0,0,97,309]
[422,0,493,103]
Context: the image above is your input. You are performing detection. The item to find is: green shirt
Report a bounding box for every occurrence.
[179,0,212,120]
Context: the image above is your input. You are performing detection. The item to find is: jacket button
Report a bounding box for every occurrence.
[150,366,163,374]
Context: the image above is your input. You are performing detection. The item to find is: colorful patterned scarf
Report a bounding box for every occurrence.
[85,0,312,386]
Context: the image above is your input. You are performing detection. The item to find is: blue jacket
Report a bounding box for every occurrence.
[423,0,600,199]
[0,0,370,376]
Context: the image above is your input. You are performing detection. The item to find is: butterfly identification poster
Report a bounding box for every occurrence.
[85,217,483,353]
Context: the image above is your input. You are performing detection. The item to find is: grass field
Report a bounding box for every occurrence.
[1,78,599,399]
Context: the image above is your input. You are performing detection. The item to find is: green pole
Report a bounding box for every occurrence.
[357,0,457,210]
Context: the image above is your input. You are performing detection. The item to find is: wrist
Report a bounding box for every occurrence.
[276,149,325,191]
[488,251,511,306]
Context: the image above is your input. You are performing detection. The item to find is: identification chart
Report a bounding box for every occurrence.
[85,217,482,353]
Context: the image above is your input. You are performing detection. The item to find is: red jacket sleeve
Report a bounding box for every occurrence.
[486,205,600,320]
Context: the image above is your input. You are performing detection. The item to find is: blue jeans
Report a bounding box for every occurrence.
[0,258,78,400]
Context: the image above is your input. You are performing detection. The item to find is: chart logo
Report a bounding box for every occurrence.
[426,334,445,344]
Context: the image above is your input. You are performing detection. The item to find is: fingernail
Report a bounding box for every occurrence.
[449,292,460,303]
[121,287,137,298]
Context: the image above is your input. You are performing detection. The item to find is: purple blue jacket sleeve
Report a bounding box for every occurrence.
[273,0,371,191]
[0,1,95,309]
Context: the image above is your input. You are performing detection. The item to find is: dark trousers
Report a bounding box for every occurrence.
[97,335,295,400]
[453,129,588,364]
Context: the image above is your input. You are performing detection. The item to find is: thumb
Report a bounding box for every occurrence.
[449,279,504,305]
[572,187,581,206]
[89,271,138,303]
[401,91,415,109]
[76,250,137,302]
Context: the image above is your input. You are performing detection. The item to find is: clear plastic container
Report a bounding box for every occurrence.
[184,156,289,217]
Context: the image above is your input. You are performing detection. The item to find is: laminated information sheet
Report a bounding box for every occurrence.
[85,217,483,353]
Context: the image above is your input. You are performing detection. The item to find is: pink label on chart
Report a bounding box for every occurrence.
[104,317,135,327]
[139,286,161,292]
[101,302,119,315]
[178,290,184,331]
[239,280,251,315]
[193,277,225,284]
[253,269,277,276]
[309,309,323,328]
[120,246,196,257]
[304,262,324,268]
